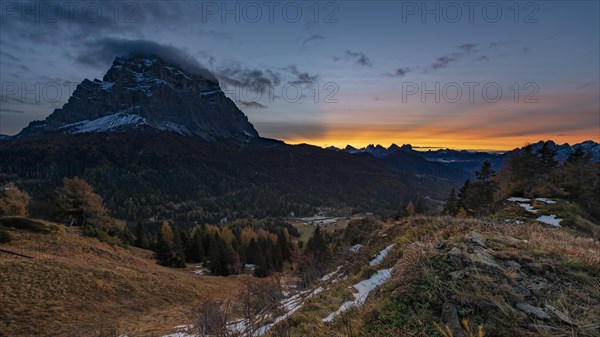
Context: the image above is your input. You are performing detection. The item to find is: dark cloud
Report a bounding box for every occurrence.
[475,55,489,62]
[427,43,479,71]
[458,43,477,52]
[337,50,372,67]
[285,65,319,85]
[431,56,456,70]
[301,34,325,47]
[1,1,183,38]
[215,62,281,94]
[385,67,412,77]
[76,38,215,80]
[237,100,267,109]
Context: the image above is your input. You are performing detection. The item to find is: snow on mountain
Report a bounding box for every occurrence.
[61,112,145,134]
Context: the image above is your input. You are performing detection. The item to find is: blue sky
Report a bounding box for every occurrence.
[1,0,598,149]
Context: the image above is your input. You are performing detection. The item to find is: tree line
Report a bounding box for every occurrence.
[441,141,600,220]
[140,219,296,277]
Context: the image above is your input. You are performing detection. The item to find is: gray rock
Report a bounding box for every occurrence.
[470,247,503,271]
[545,304,575,325]
[450,255,465,270]
[449,247,462,256]
[527,278,549,292]
[470,232,487,247]
[505,260,522,270]
[514,284,531,297]
[450,270,468,280]
[516,302,551,320]
[439,303,467,337]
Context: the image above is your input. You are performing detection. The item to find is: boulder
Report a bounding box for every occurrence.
[516,302,550,320]
[439,302,467,337]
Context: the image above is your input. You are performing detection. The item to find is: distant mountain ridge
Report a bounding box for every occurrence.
[326,140,600,173]
[17,55,258,142]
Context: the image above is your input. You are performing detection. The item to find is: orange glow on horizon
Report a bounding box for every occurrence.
[280,130,600,152]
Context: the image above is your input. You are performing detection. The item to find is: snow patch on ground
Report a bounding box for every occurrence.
[537,215,562,227]
[535,198,557,204]
[321,266,342,281]
[322,268,393,323]
[508,197,531,202]
[350,244,363,253]
[518,203,538,213]
[192,264,206,276]
[369,244,394,266]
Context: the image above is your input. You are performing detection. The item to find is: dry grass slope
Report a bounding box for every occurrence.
[0,220,245,337]
[273,216,599,337]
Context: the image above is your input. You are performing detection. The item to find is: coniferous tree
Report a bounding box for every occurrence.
[442,187,459,215]
[473,160,499,213]
[170,227,187,268]
[415,197,425,214]
[306,226,327,258]
[134,222,151,249]
[187,228,204,263]
[155,225,172,266]
[396,198,407,218]
[457,180,475,213]
[537,141,558,175]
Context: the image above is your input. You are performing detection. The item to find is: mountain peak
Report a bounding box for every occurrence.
[17,55,258,141]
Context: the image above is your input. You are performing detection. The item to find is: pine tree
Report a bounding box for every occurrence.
[170,227,187,268]
[187,228,204,263]
[473,160,499,214]
[306,226,326,257]
[537,141,557,174]
[415,197,425,214]
[442,187,458,215]
[207,234,221,274]
[208,233,236,276]
[155,226,172,266]
[457,180,473,213]
[134,222,151,249]
[246,238,257,264]
[396,198,407,218]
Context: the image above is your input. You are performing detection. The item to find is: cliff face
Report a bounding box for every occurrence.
[18,55,259,142]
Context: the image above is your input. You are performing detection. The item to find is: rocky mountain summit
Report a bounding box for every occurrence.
[17,55,259,141]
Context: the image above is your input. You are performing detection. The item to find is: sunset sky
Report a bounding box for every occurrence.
[1,1,598,150]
